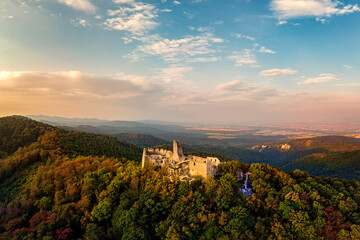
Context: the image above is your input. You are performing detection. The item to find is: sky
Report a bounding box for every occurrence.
[0,0,360,124]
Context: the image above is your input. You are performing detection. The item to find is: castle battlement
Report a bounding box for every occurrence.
[141,140,220,180]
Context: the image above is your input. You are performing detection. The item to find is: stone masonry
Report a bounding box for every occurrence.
[141,140,220,180]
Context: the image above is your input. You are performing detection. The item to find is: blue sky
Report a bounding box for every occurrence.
[0,0,360,124]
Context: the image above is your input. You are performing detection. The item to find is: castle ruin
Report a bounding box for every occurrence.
[142,140,220,180]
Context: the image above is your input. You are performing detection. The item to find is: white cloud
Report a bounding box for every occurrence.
[228,49,257,67]
[277,20,287,25]
[71,18,88,27]
[161,9,172,12]
[131,33,224,62]
[232,34,255,41]
[57,0,96,13]
[173,1,181,5]
[270,0,360,20]
[298,73,338,85]
[343,64,352,69]
[259,68,297,77]
[258,46,276,54]
[104,0,158,36]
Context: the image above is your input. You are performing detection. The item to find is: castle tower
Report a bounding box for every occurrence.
[173,140,184,162]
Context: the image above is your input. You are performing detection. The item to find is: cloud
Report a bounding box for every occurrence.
[343,64,352,69]
[259,68,297,77]
[258,46,276,54]
[131,33,224,62]
[217,80,250,91]
[2,72,360,124]
[156,65,193,83]
[173,1,181,5]
[186,57,221,63]
[277,20,287,25]
[0,71,159,99]
[216,80,281,101]
[71,18,88,27]
[228,49,257,67]
[57,0,96,13]
[232,34,255,41]
[298,73,338,85]
[270,0,360,20]
[104,0,158,36]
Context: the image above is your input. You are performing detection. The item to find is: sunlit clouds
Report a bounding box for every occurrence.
[57,0,96,13]
[1,0,360,124]
[270,0,360,22]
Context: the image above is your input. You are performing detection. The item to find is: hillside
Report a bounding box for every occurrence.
[0,116,143,203]
[113,133,170,147]
[247,136,360,179]
[0,116,54,158]
[1,116,360,239]
[283,150,360,179]
[252,136,360,153]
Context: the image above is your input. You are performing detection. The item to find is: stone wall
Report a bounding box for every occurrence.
[141,140,220,180]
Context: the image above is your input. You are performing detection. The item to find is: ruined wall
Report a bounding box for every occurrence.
[188,156,209,178]
[142,141,220,179]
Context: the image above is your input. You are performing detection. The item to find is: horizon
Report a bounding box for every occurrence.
[5,114,360,131]
[1,0,360,124]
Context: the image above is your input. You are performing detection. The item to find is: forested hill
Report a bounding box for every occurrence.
[113,133,170,147]
[0,116,54,158]
[252,136,360,153]
[0,116,142,201]
[283,150,360,179]
[1,116,360,239]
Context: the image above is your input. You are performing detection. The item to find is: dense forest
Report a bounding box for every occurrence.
[1,116,360,239]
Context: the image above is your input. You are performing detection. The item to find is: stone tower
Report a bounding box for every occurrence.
[172,140,184,162]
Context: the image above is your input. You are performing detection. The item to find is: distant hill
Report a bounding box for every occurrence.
[113,133,170,147]
[283,150,360,179]
[252,136,360,153]
[249,136,360,179]
[28,115,285,148]
[28,115,188,134]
